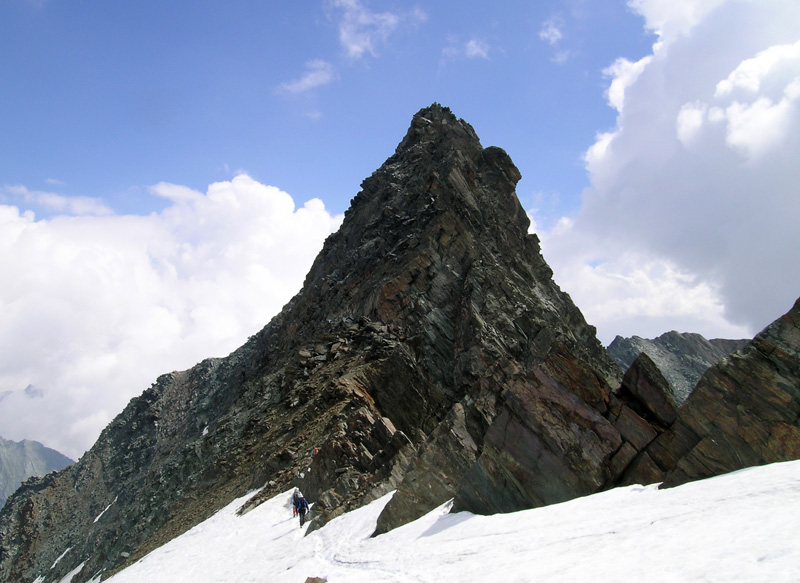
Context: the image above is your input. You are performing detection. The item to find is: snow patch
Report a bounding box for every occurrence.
[51,546,72,569]
[93,496,118,523]
[57,561,85,583]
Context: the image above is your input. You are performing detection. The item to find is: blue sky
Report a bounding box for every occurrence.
[1,0,799,458]
[1,1,651,219]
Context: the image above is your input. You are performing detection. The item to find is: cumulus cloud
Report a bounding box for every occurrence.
[0,175,342,458]
[603,56,652,113]
[536,0,800,343]
[276,59,337,95]
[327,0,424,60]
[628,0,727,42]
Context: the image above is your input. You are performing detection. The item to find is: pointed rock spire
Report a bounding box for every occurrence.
[0,105,624,581]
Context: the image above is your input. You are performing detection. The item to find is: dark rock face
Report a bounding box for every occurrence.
[450,350,622,516]
[607,332,749,404]
[0,437,73,508]
[619,353,676,427]
[622,298,800,487]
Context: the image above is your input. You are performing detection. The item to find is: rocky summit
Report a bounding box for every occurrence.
[1,104,799,583]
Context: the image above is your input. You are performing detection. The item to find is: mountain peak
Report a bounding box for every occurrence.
[394,103,481,156]
[0,106,621,582]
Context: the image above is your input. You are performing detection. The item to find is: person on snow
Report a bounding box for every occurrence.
[292,489,301,517]
[293,492,310,527]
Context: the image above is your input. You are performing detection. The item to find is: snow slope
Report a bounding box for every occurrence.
[82,460,800,583]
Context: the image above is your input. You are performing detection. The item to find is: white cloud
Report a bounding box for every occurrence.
[583,131,615,176]
[627,0,727,42]
[536,222,752,344]
[603,56,652,113]
[327,0,424,60]
[276,60,337,95]
[442,37,491,61]
[538,0,800,343]
[538,17,572,63]
[0,175,342,458]
[465,39,490,60]
[539,19,563,46]
[715,41,800,97]
[723,86,799,159]
[675,101,707,145]
[1,185,113,216]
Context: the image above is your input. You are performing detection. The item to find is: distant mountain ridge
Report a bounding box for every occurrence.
[607,331,749,404]
[0,436,73,507]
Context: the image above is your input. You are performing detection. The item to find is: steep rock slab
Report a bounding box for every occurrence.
[661,297,800,486]
[618,353,676,427]
[451,349,622,516]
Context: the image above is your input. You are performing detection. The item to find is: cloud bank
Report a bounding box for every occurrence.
[537,0,800,343]
[0,176,342,458]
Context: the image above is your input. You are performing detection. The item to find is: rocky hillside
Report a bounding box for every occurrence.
[607,332,748,404]
[0,437,73,507]
[1,104,798,583]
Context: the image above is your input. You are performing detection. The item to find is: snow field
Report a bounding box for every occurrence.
[99,459,800,583]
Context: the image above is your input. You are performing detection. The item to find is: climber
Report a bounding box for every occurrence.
[292,489,301,517]
[294,492,310,527]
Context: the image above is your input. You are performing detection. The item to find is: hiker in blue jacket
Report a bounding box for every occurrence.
[292,490,301,517]
[293,491,310,526]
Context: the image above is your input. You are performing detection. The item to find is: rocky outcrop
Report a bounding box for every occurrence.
[607,332,748,404]
[621,297,800,487]
[0,437,73,507]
